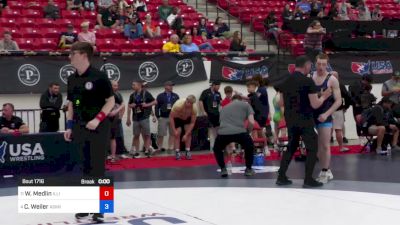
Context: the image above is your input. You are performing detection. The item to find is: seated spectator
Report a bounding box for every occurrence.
[158,0,173,22]
[337,0,352,20]
[371,4,383,21]
[264,11,281,40]
[180,34,200,52]
[229,31,246,52]
[282,4,294,20]
[59,24,78,49]
[123,14,143,40]
[120,5,136,25]
[364,97,400,154]
[1,0,9,11]
[117,0,129,15]
[0,31,19,51]
[66,0,83,11]
[162,34,180,53]
[98,0,113,10]
[167,7,183,30]
[44,0,60,19]
[134,0,147,12]
[327,3,340,20]
[294,6,304,20]
[78,21,96,47]
[211,17,231,39]
[198,17,211,39]
[0,103,29,134]
[191,27,213,51]
[296,0,311,14]
[82,0,95,11]
[176,26,188,40]
[310,0,324,18]
[143,14,161,38]
[357,0,371,21]
[96,4,120,29]
[304,20,326,60]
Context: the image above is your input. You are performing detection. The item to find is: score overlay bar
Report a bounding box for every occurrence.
[18,177,114,213]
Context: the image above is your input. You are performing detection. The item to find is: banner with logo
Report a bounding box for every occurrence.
[210,57,280,85]
[282,52,400,85]
[0,54,207,94]
[0,133,70,174]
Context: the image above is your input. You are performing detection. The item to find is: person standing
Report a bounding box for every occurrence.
[199,81,222,151]
[126,80,156,157]
[155,81,179,152]
[275,55,332,188]
[331,71,352,152]
[39,82,63,132]
[64,42,115,223]
[213,94,256,177]
[169,95,197,160]
[312,53,342,184]
[108,81,126,162]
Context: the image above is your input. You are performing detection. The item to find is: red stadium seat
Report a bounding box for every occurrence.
[116,39,137,52]
[54,19,74,28]
[36,18,59,29]
[16,18,37,28]
[0,18,17,29]
[95,29,123,39]
[81,11,97,21]
[20,28,43,38]
[22,9,43,18]
[61,10,82,20]
[42,28,62,38]
[96,39,119,52]
[36,38,58,51]
[15,38,35,50]
[1,9,21,19]
[6,1,24,10]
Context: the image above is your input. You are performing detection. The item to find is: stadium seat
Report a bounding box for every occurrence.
[96,39,119,52]
[42,28,62,39]
[36,18,59,29]
[20,28,43,38]
[15,38,35,50]
[6,1,24,10]
[36,38,58,51]
[16,18,37,28]
[61,10,82,20]
[0,18,17,29]
[54,19,74,28]
[95,29,123,39]
[22,9,43,18]
[1,9,21,19]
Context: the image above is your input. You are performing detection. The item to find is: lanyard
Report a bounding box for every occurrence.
[166,92,172,104]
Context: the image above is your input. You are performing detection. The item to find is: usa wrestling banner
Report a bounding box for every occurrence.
[0,53,207,94]
[283,52,400,85]
[210,57,279,85]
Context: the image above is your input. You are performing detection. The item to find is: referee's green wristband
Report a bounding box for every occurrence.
[67,120,74,130]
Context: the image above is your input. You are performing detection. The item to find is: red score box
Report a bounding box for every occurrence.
[99,186,114,200]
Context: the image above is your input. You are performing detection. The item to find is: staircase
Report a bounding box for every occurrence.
[185,0,277,52]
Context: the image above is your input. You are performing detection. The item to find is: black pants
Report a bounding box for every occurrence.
[213,133,254,169]
[72,120,111,177]
[39,118,60,132]
[278,123,318,181]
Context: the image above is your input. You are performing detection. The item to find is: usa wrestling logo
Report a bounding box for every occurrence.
[222,65,269,81]
[351,60,393,75]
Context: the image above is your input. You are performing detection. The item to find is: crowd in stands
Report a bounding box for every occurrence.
[0,0,252,52]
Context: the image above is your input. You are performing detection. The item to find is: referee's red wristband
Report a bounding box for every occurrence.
[96,112,107,122]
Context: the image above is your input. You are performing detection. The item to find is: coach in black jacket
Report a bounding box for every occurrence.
[40,82,63,132]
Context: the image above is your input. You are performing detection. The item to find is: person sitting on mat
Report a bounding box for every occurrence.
[169,95,198,160]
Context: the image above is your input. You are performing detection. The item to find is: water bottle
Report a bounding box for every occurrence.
[387,144,392,156]
[365,143,370,153]
[372,30,376,38]
[227,161,233,175]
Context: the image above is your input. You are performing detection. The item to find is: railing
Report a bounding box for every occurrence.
[10,109,66,133]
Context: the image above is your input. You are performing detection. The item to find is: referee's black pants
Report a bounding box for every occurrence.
[278,123,318,181]
[213,133,254,169]
[72,120,111,177]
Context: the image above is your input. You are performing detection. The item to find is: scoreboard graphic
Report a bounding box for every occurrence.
[18,177,114,213]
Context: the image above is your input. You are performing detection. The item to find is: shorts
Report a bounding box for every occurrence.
[316,122,333,129]
[174,117,191,130]
[158,117,173,136]
[110,117,120,139]
[332,110,345,130]
[208,114,220,128]
[133,118,150,136]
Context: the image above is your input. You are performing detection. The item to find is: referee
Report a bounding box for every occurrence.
[64,42,115,223]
